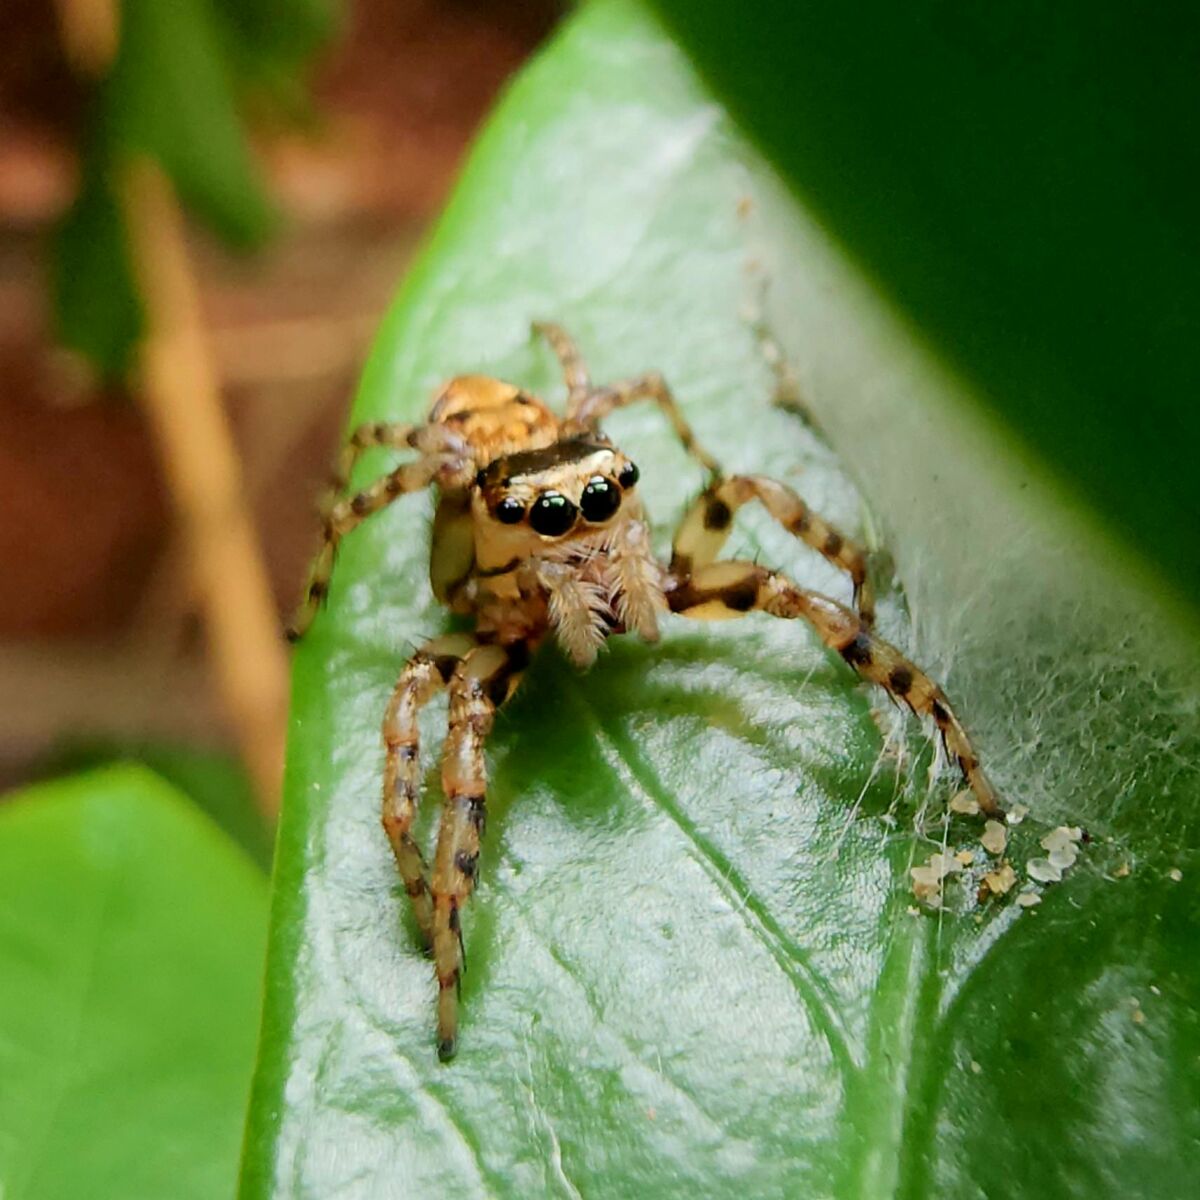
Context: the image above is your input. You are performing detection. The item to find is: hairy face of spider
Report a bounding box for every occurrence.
[469,439,641,565]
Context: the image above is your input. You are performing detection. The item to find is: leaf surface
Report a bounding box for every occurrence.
[0,766,268,1200]
[243,4,1200,1196]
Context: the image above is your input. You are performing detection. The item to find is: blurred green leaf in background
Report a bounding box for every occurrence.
[45,741,274,869]
[0,766,268,1200]
[240,2,1200,1197]
[52,0,338,376]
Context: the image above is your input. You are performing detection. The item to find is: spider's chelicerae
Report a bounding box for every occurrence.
[289,323,1002,1059]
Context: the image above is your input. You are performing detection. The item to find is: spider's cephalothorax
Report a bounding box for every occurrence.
[290,323,1003,1060]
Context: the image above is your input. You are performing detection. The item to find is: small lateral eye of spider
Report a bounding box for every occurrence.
[580,475,621,523]
[529,491,577,536]
[494,496,525,524]
[617,461,639,489]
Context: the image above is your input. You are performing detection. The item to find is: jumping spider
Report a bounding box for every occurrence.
[290,323,1002,1059]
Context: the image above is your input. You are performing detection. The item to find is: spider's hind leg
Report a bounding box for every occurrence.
[431,640,529,1060]
[668,561,1000,816]
[532,321,592,407]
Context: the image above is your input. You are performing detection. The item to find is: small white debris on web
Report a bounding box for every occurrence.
[969,1060,983,1075]
[955,849,975,867]
[982,862,1017,897]
[1041,826,1083,872]
[981,820,1008,857]
[1006,803,1030,826]
[1169,868,1183,882]
[1027,858,1063,884]
[1016,890,1041,908]
[1132,1008,1147,1026]
[1114,862,1131,878]
[910,851,963,907]
[949,789,979,816]
[1024,826,1084,886]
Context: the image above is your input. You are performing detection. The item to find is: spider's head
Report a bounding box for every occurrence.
[470,436,641,565]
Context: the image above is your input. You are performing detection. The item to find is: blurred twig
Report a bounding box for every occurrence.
[53,0,288,820]
[121,161,288,816]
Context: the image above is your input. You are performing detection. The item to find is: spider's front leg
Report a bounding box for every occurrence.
[668,561,1001,817]
[672,475,876,624]
[381,632,480,943]
[431,641,529,1060]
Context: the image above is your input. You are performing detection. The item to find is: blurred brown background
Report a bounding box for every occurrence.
[0,0,559,791]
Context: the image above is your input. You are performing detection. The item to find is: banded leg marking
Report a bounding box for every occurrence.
[532,321,592,407]
[431,641,529,1060]
[672,475,875,623]
[333,421,417,492]
[564,370,721,476]
[287,458,437,640]
[381,633,478,944]
[668,561,1001,816]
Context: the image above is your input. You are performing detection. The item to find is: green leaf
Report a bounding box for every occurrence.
[51,150,143,376]
[646,0,1200,621]
[44,741,274,870]
[0,766,268,1200]
[244,2,1200,1195]
[209,0,339,84]
[51,0,335,375]
[106,0,277,247]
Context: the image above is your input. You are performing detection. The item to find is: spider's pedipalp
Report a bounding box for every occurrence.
[672,475,875,623]
[668,561,1001,816]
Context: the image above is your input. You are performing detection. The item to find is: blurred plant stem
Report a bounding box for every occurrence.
[53,0,287,821]
[120,161,287,818]
[53,0,119,75]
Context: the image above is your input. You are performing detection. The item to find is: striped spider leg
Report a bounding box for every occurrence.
[286,421,469,641]
[671,475,876,624]
[666,561,1002,817]
[382,631,529,1060]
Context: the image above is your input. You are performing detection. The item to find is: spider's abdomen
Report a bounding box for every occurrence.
[428,375,559,466]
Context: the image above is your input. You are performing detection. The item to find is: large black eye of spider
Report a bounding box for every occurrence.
[494,496,525,524]
[617,461,639,489]
[529,491,577,536]
[580,475,621,523]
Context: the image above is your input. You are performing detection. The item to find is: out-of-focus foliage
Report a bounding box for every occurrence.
[53,0,338,375]
[647,0,1200,622]
[0,766,268,1200]
[46,740,273,868]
